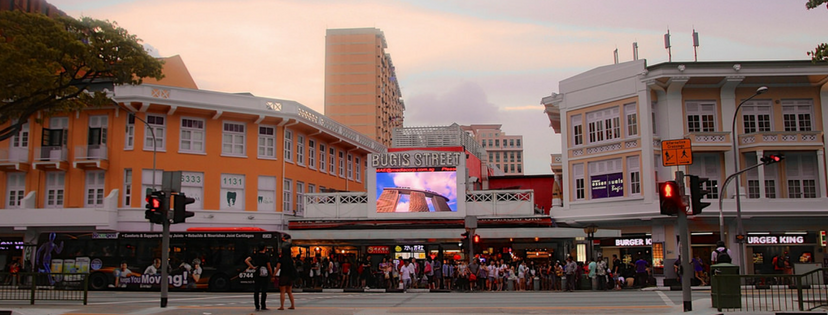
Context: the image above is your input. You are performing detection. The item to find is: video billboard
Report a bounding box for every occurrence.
[375,166,458,213]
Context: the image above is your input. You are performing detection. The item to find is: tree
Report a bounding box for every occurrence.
[806,0,828,62]
[0,10,164,141]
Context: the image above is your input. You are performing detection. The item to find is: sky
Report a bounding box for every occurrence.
[49,0,826,175]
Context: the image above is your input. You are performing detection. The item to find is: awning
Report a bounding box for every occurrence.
[287,227,620,241]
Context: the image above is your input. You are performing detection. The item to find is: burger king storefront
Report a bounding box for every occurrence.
[745,232,822,275]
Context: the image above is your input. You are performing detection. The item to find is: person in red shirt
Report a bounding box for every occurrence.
[340,259,351,289]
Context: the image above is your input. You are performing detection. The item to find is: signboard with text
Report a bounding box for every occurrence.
[661,139,693,166]
[591,172,624,199]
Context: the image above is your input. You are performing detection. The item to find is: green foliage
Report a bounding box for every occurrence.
[806,0,828,62]
[0,10,163,140]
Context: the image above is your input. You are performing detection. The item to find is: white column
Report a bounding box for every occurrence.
[818,149,826,198]
[639,82,655,202]
[757,150,766,198]
[720,77,743,198]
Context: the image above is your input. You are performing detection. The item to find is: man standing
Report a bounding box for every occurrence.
[245,243,273,311]
[711,241,733,264]
[400,259,415,291]
[587,258,597,290]
[564,256,577,292]
[634,256,649,288]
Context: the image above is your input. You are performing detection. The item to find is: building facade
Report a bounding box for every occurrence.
[461,124,525,176]
[324,28,405,147]
[0,56,385,268]
[542,60,828,278]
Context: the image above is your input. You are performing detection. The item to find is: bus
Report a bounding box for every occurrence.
[34,227,288,291]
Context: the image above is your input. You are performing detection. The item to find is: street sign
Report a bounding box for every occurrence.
[661,139,693,166]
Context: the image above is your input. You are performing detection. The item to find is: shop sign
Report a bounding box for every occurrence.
[747,235,805,245]
[614,238,652,247]
[394,245,424,252]
[591,173,624,199]
[0,240,24,250]
[367,246,390,254]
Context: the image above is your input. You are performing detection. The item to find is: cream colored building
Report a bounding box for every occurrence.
[461,124,524,175]
[543,60,828,278]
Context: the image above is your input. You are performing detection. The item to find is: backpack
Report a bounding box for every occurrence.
[716,248,732,264]
[258,265,269,277]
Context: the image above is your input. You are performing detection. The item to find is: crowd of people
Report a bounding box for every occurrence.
[288,253,656,292]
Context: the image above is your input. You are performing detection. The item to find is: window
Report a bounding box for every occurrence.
[283,178,293,213]
[85,170,105,207]
[42,117,68,157]
[516,139,521,147]
[571,114,583,146]
[296,181,305,216]
[510,164,515,172]
[481,140,486,148]
[284,129,293,162]
[222,122,245,155]
[308,184,316,194]
[258,126,276,159]
[685,101,717,132]
[319,143,327,173]
[296,134,305,166]
[742,101,772,134]
[347,154,353,180]
[781,100,813,132]
[489,152,493,162]
[747,152,778,199]
[220,174,245,210]
[125,114,135,150]
[123,169,132,207]
[625,103,637,136]
[329,147,335,174]
[688,153,720,199]
[6,173,25,208]
[257,176,276,212]
[651,102,658,134]
[586,107,620,143]
[45,172,65,208]
[509,139,514,147]
[628,156,641,195]
[488,139,493,147]
[142,169,163,198]
[10,121,28,162]
[517,164,522,173]
[517,152,522,162]
[144,114,165,151]
[573,164,585,200]
[356,157,362,182]
[338,150,345,177]
[308,139,316,169]
[495,139,500,147]
[786,152,818,198]
[180,118,205,153]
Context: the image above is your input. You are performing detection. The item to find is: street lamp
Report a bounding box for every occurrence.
[727,85,768,273]
[583,224,598,262]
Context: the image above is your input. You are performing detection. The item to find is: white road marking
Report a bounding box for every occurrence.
[656,290,676,306]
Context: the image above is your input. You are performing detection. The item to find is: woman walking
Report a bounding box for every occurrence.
[275,235,296,310]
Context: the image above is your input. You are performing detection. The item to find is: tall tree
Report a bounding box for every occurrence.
[806,0,828,62]
[0,10,164,141]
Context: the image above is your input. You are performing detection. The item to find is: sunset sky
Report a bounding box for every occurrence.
[49,0,826,174]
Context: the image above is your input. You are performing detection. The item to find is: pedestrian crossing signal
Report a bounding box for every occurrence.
[659,181,685,215]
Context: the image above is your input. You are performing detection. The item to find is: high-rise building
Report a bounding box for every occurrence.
[461,124,524,175]
[324,28,405,147]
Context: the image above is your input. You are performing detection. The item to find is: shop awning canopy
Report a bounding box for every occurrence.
[287,227,620,241]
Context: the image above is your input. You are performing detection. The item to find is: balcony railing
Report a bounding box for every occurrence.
[36,146,68,162]
[0,147,28,163]
[74,145,108,160]
[740,131,823,148]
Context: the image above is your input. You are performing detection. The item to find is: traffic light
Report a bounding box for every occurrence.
[659,181,685,215]
[144,190,167,224]
[688,175,711,215]
[461,231,469,240]
[473,234,480,243]
[761,154,784,165]
[172,192,196,224]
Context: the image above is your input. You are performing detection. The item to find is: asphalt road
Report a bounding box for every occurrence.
[0,289,750,315]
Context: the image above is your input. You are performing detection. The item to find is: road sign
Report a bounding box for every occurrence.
[661,139,693,166]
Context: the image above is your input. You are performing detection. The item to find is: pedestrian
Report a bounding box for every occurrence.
[442,259,453,290]
[564,256,577,292]
[400,259,415,290]
[275,235,296,310]
[587,258,597,290]
[711,241,733,265]
[432,257,442,290]
[597,258,607,290]
[634,256,649,288]
[245,242,273,311]
[693,255,706,286]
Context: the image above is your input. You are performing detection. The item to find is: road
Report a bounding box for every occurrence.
[0,289,738,315]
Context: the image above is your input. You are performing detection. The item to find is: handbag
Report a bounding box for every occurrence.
[469,272,477,281]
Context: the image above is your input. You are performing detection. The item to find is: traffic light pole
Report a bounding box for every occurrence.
[160,193,170,308]
[674,171,692,312]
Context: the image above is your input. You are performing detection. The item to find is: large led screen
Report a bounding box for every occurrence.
[375,167,458,213]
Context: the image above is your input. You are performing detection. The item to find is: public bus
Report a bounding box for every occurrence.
[34,227,288,291]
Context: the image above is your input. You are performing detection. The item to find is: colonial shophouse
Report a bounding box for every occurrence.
[542,59,828,280]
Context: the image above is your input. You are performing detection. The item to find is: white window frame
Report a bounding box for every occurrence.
[786,152,818,198]
[687,153,720,199]
[308,183,316,193]
[125,114,135,150]
[284,129,293,163]
[85,170,105,207]
[45,171,65,208]
[338,150,345,178]
[10,121,28,162]
[651,102,658,134]
[180,117,205,153]
[347,154,353,180]
[296,134,305,166]
[257,176,277,212]
[573,164,585,200]
[571,114,583,146]
[257,125,276,159]
[781,99,813,132]
[319,143,327,173]
[741,100,772,134]
[685,101,717,133]
[283,178,293,213]
[328,147,336,174]
[627,156,641,195]
[308,139,316,170]
[586,107,620,144]
[222,121,246,156]
[144,114,166,151]
[123,169,133,207]
[220,174,245,210]
[296,181,305,216]
[355,157,362,182]
[624,103,638,137]
[6,173,25,208]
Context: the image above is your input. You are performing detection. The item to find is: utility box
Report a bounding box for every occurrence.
[711,263,741,310]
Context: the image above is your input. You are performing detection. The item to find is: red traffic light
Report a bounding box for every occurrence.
[663,183,675,197]
[473,234,480,243]
[761,154,784,165]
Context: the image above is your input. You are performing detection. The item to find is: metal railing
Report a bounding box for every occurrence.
[0,272,88,305]
[713,268,828,312]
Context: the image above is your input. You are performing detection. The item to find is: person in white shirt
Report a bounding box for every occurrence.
[400,260,416,290]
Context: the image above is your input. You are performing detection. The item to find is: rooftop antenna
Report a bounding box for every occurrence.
[692,28,700,62]
[614,47,619,64]
[633,42,639,61]
[664,29,672,62]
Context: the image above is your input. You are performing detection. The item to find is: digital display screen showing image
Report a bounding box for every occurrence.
[375,167,458,213]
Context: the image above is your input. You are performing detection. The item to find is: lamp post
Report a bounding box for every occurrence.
[727,86,768,274]
[584,224,598,262]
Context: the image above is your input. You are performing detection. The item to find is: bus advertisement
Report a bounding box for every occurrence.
[35,227,288,291]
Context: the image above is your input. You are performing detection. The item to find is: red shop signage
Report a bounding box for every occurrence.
[367,246,390,254]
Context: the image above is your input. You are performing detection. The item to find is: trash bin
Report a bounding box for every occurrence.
[534,277,540,291]
[507,278,515,291]
[710,263,741,310]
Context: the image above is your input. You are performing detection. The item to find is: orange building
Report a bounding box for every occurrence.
[324,28,405,147]
[0,55,386,235]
